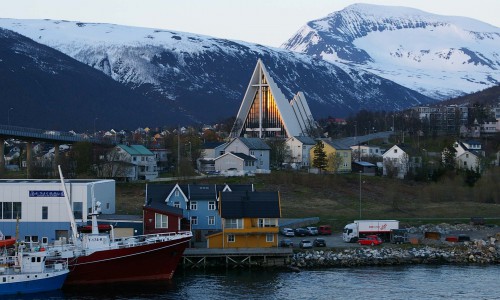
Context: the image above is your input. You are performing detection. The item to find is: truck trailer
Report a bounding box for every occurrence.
[342,220,399,242]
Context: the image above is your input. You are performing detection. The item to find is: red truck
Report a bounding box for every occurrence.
[358,235,383,246]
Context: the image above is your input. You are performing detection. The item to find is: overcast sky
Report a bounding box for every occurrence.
[3,0,499,47]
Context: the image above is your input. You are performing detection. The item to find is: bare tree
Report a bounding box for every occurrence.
[327,152,343,173]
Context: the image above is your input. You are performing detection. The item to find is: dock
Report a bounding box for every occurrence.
[182,248,293,269]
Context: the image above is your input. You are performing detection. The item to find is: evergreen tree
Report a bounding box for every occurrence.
[312,141,327,172]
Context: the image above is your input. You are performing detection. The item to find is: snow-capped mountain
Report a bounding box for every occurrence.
[0,27,177,131]
[282,3,500,99]
[0,18,434,127]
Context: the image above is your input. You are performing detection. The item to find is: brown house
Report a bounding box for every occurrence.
[143,197,188,235]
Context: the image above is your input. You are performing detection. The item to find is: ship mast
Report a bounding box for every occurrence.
[58,165,80,246]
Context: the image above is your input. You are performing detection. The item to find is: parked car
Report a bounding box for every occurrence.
[294,228,308,237]
[281,228,295,237]
[280,239,294,247]
[313,238,326,247]
[318,225,332,235]
[306,227,318,236]
[358,235,383,246]
[299,240,313,249]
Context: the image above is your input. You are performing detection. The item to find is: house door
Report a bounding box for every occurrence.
[55,230,69,242]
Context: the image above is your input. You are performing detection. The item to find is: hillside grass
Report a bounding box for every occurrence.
[115,169,500,230]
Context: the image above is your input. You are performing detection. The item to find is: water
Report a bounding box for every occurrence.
[5,265,500,300]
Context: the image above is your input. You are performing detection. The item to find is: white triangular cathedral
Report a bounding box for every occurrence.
[232,59,316,138]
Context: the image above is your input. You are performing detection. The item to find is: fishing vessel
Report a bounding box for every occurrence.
[49,166,192,285]
[0,246,69,295]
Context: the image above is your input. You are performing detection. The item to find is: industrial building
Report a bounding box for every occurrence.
[0,179,115,244]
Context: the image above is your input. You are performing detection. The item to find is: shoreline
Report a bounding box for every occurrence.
[289,238,500,268]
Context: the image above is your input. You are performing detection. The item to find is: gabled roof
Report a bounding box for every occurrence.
[323,139,351,150]
[237,138,271,150]
[353,161,376,167]
[217,184,255,193]
[144,199,183,216]
[202,142,226,149]
[219,191,280,218]
[188,184,217,200]
[231,152,257,161]
[118,144,154,156]
[289,136,316,145]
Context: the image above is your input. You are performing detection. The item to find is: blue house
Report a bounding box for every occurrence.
[145,183,254,243]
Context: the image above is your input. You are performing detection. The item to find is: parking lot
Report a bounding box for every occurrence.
[279,231,364,249]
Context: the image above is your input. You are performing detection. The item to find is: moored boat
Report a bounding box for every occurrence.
[0,247,69,295]
[50,166,192,285]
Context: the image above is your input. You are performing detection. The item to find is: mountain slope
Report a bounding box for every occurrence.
[0,19,435,126]
[282,3,500,99]
[0,28,182,131]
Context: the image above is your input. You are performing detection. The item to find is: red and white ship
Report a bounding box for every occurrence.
[50,167,192,285]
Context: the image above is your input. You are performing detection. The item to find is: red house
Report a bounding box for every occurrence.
[143,198,189,234]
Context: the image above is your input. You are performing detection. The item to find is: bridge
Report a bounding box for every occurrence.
[0,125,116,177]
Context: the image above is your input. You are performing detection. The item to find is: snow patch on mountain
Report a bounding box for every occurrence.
[282,3,500,99]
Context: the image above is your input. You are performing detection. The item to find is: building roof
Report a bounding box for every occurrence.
[144,198,184,216]
[187,184,217,200]
[216,184,255,193]
[230,152,257,161]
[147,184,254,202]
[118,144,154,156]
[219,191,280,218]
[237,138,271,150]
[323,139,351,150]
[353,161,376,167]
[291,136,316,145]
[202,142,226,149]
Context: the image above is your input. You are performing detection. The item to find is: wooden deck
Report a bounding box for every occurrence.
[182,248,293,269]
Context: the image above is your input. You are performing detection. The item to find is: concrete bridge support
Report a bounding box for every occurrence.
[26,141,32,179]
[0,137,4,175]
[53,143,60,177]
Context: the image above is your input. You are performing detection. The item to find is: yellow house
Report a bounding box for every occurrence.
[310,139,352,173]
[206,191,281,248]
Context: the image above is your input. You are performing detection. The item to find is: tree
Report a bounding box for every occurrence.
[312,141,327,172]
[442,145,456,170]
[327,152,343,173]
[70,142,93,176]
[267,138,291,169]
[383,158,398,178]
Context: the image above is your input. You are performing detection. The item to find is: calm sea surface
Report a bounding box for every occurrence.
[6,265,500,300]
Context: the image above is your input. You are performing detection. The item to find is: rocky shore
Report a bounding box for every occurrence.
[290,224,500,268]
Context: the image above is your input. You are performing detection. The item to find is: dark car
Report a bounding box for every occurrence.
[280,239,294,247]
[313,238,326,247]
[294,228,308,237]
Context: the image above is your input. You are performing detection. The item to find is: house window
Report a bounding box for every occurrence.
[191,216,198,225]
[106,203,110,210]
[250,151,255,156]
[175,190,179,196]
[464,161,467,166]
[190,201,198,210]
[133,157,137,161]
[73,202,82,219]
[394,149,398,153]
[208,201,216,210]
[227,234,235,243]
[266,234,274,242]
[155,213,168,228]
[225,218,242,229]
[173,201,181,208]
[42,206,48,220]
[208,216,215,226]
[466,154,469,158]
[258,218,275,227]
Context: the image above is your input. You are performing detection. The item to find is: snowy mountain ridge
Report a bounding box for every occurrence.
[282,3,500,99]
[0,17,434,125]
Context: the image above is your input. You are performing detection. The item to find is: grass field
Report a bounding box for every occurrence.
[115,169,500,230]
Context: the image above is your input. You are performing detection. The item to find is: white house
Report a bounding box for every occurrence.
[214,152,257,174]
[106,144,158,181]
[201,142,227,159]
[0,179,115,243]
[382,144,421,179]
[452,140,484,171]
[350,144,384,160]
[285,136,316,169]
[223,137,271,171]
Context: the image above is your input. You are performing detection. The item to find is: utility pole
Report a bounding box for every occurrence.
[177,125,180,176]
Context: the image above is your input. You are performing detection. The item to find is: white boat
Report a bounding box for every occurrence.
[0,247,69,295]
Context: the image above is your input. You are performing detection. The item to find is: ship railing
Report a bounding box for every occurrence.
[112,231,192,248]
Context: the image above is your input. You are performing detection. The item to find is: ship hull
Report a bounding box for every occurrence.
[0,270,68,295]
[64,236,191,285]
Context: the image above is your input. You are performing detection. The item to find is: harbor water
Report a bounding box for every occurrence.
[5,265,499,300]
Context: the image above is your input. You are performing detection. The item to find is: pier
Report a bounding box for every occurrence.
[182,248,293,269]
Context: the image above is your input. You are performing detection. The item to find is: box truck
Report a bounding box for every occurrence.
[342,220,399,242]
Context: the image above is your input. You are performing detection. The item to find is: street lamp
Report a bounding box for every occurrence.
[8,107,13,126]
[93,117,98,137]
[359,171,362,219]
